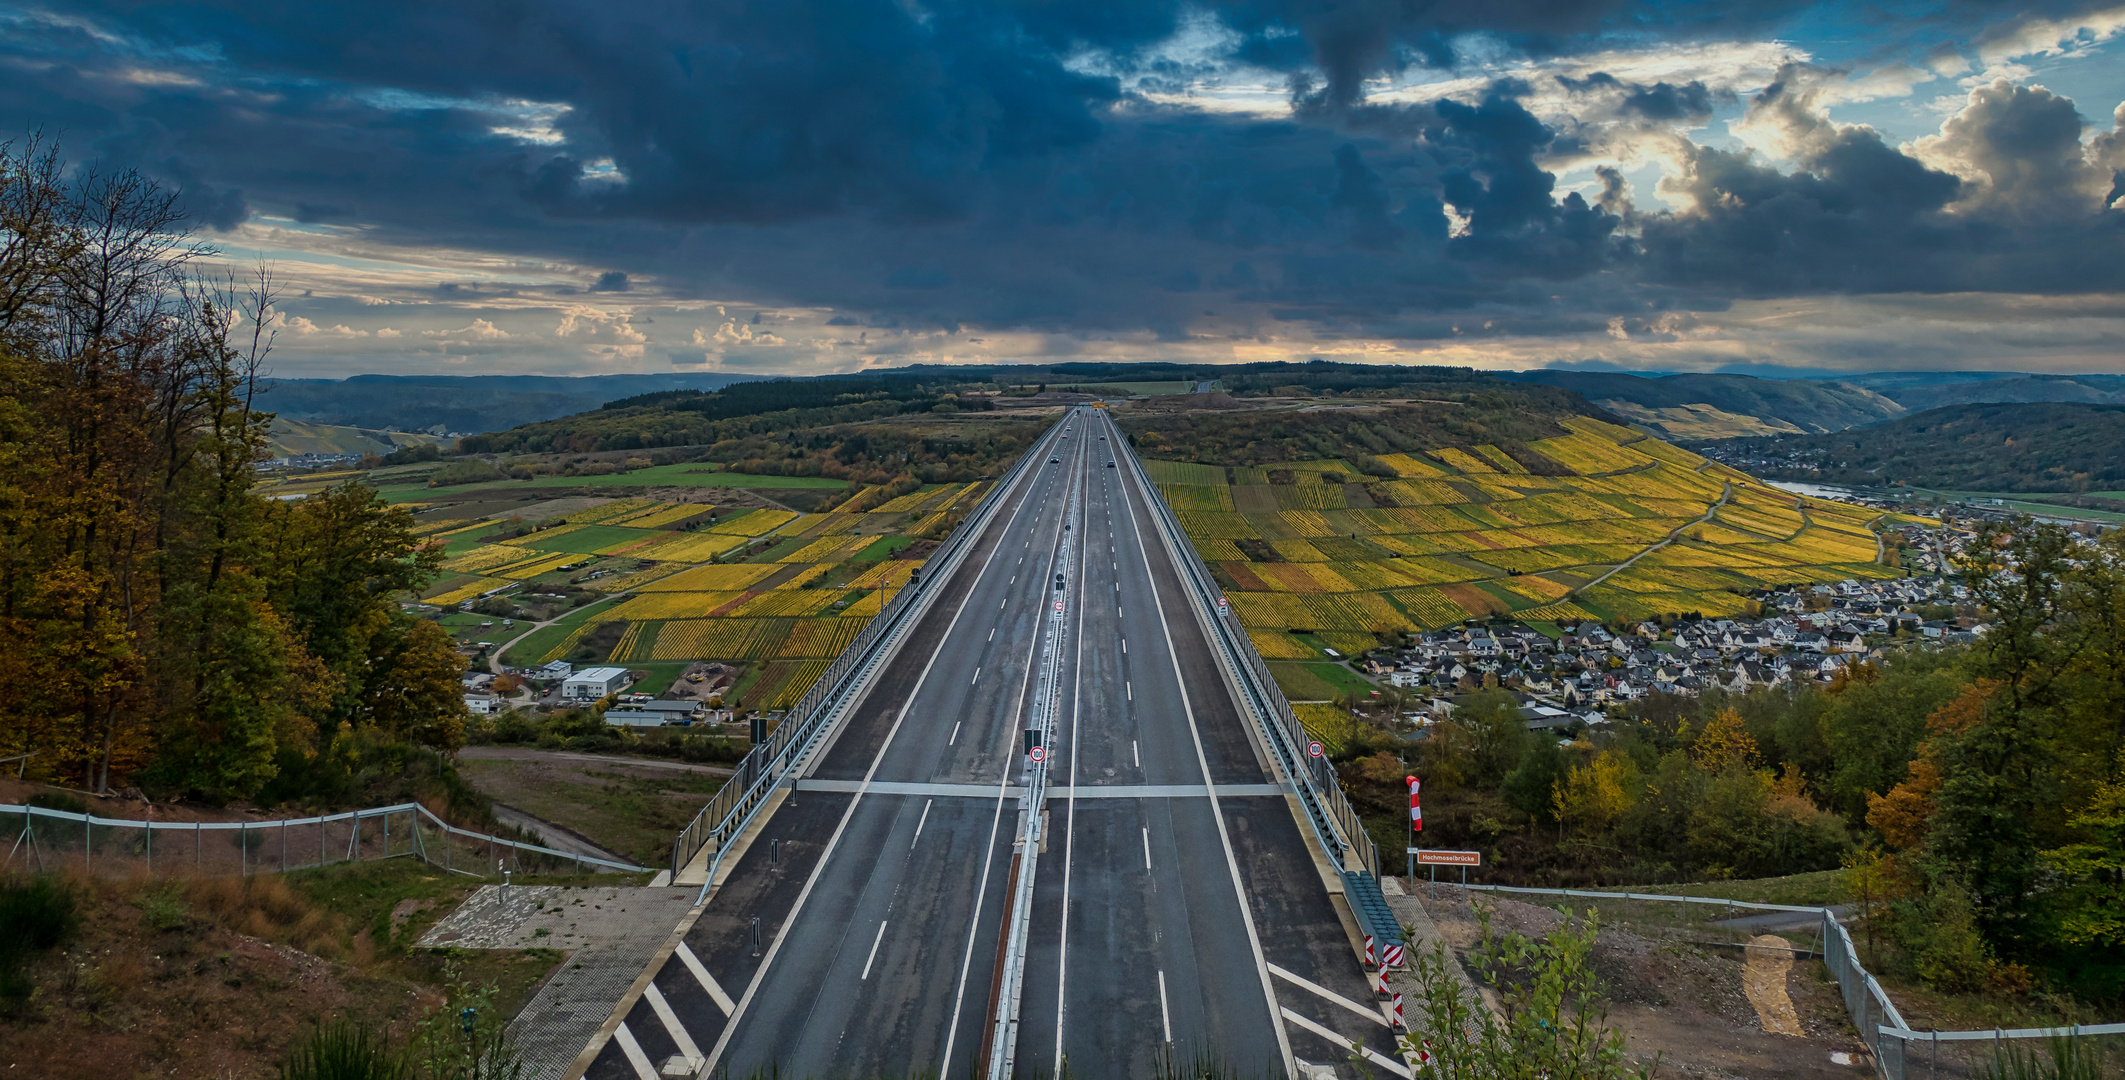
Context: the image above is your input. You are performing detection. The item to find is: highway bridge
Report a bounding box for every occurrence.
[576,407,1410,1080]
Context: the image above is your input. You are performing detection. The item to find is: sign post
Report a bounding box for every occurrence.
[1408,848,1480,901]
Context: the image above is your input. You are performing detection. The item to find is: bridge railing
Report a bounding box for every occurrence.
[669,429,1053,879]
[1107,418,1381,880]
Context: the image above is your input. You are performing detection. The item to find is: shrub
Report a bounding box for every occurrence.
[0,874,77,1004]
[279,1020,410,1080]
[26,791,88,815]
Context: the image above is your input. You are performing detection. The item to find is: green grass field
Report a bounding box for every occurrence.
[498,596,621,667]
[519,525,659,554]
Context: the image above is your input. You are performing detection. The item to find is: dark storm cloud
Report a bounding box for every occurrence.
[4,0,2121,351]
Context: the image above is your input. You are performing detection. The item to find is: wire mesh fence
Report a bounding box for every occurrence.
[1455,884,2125,1080]
[2,801,648,881]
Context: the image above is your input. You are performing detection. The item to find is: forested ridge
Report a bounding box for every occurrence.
[0,144,467,802]
[1715,401,2125,492]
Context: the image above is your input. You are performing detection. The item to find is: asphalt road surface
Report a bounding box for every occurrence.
[585,408,1397,1080]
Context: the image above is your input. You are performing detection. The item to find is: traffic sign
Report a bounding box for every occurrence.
[1029,746,1047,764]
[1306,740,1324,758]
[1217,596,1230,616]
[1409,849,1481,866]
[1054,600,1064,612]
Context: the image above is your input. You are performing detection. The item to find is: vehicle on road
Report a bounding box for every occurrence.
[1049,456,1060,463]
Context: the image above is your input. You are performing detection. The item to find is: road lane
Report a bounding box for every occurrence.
[705,410,1095,1078]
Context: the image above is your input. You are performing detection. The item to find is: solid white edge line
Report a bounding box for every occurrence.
[643,982,704,1065]
[1114,415,1297,1075]
[698,429,1057,1077]
[861,920,889,980]
[674,942,735,1017]
[1267,962,1390,1027]
[1278,1007,1413,1080]
[612,1022,657,1080]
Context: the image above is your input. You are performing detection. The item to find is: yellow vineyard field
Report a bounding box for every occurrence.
[1151,419,1918,641]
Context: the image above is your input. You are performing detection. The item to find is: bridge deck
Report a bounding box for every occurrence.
[581,408,1400,1080]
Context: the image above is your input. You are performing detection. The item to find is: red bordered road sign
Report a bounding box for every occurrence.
[1307,740,1324,758]
[1412,849,1481,866]
[1029,746,1047,763]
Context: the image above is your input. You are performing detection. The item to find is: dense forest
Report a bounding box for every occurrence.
[0,144,466,803]
[1714,401,2125,492]
[1340,520,2125,999]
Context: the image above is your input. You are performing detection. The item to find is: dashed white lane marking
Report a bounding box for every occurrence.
[1279,1007,1412,1079]
[675,942,735,1016]
[862,920,890,980]
[1126,681,1132,701]
[1121,639,1126,653]
[1133,740,1139,768]
[613,1022,657,1080]
[1142,827,1152,870]
[644,982,704,1065]
[989,628,995,641]
[912,799,933,847]
[972,667,981,684]
[1159,970,1173,1044]
[949,721,962,745]
[1268,962,1390,1027]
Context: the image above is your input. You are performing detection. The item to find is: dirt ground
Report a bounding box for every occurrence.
[453,753,724,868]
[1424,888,1875,1080]
[0,864,560,1080]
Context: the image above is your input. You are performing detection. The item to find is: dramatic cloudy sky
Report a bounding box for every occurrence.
[7,0,2124,378]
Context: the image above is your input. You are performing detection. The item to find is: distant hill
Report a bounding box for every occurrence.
[1502,371,1904,437]
[1840,372,2125,413]
[265,418,446,458]
[1709,401,2125,493]
[256,373,765,435]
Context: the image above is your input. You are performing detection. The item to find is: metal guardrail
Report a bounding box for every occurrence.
[1106,416,1381,879]
[3,800,648,877]
[669,426,1056,880]
[1461,884,2123,1080]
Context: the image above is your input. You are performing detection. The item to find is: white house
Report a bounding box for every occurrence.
[464,694,502,715]
[562,666,632,701]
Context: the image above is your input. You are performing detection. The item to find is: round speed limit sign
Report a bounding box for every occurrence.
[1030,746,1047,763]
[1307,740,1324,758]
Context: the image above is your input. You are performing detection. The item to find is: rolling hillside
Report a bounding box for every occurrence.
[1132,415,1901,674]
[1504,370,1905,438]
[266,418,447,458]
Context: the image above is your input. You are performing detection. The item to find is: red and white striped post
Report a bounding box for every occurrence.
[1405,775,1422,879]
[1372,965,1391,1001]
[1364,933,1376,970]
[1383,942,1406,970]
[1389,991,1406,1034]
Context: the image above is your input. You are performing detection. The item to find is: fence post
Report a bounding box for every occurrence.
[84,812,90,874]
[196,821,202,871]
[241,821,248,877]
[145,819,151,873]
